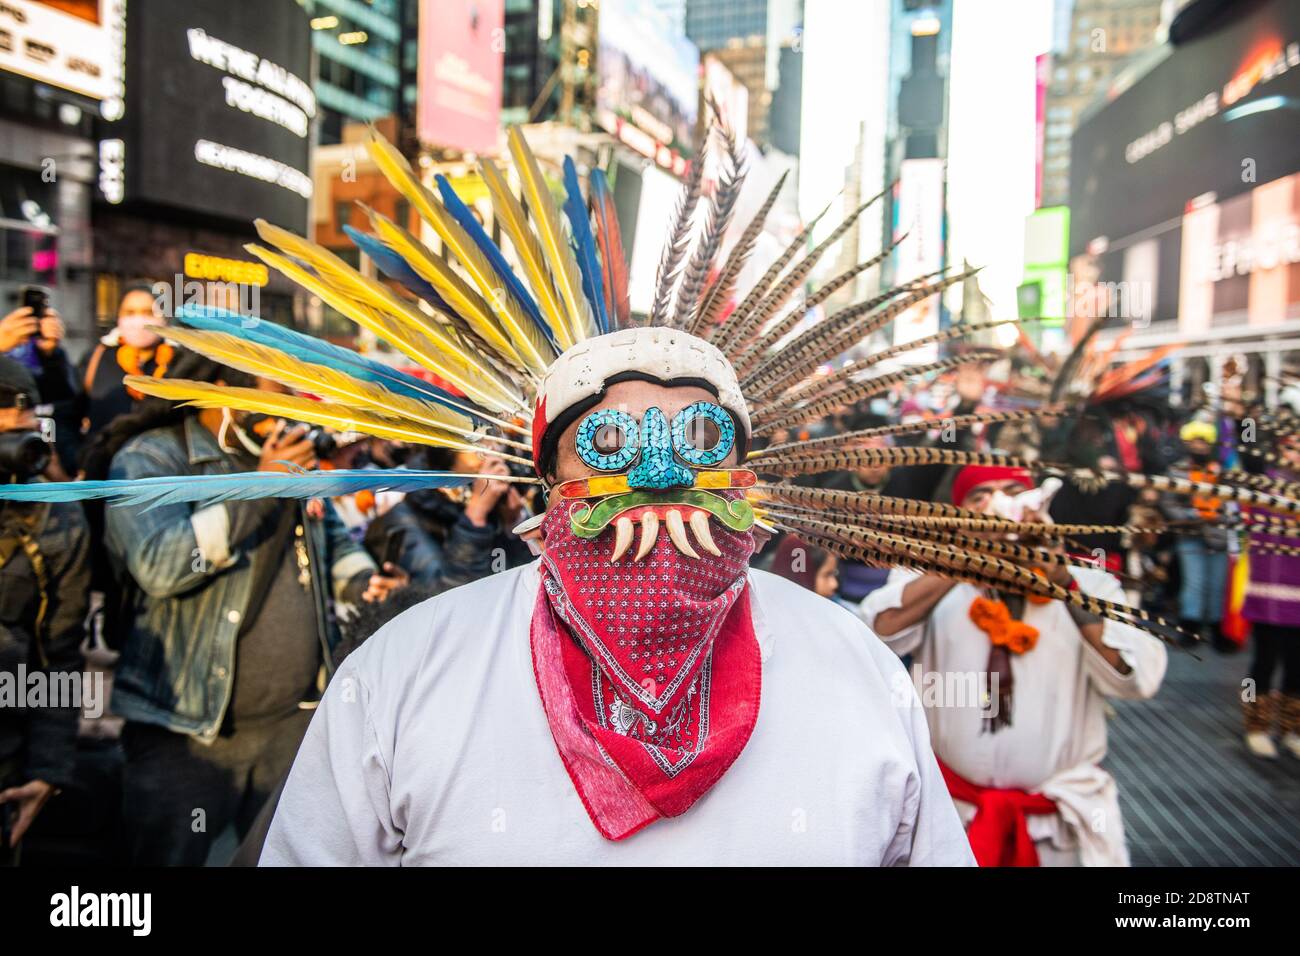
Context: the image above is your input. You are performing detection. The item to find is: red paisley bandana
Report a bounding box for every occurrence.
[531,502,762,839]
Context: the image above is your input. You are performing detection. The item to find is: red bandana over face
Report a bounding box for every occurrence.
[531,499,761,840]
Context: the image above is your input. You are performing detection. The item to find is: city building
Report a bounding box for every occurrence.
[90,0,314,330]
[0,0,125,352]
[299,0,404,145]
[685,0,802,149]
[881,0,952,350]
[501,0,597,132]
[1039,0,1164,208]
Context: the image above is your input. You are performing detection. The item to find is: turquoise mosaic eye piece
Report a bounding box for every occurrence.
[575,408,640,472]
[672,401,735,467]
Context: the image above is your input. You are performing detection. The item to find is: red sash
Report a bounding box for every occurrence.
[938,759,1057,866]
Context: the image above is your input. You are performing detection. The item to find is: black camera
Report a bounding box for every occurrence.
[0,429,51,478]
[243,414,336,460]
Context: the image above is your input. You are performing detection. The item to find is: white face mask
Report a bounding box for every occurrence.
[118,314,161,349]
[988,477,1063,523]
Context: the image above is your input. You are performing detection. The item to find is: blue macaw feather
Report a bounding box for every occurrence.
[433,174,559,352]
[173,305,487,424]
[562,157,610,334]
[0,469,480,509]
[342,225,452,314]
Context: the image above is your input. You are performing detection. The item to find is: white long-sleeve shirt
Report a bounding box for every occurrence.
[859,566,1167,866]
[261,562,975,866]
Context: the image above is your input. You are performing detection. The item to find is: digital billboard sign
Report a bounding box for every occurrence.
[0,0,126,105]
[596,0,699,166]
[101,0,314,231]
[416,0,503,154]
[1068,0,1300,328]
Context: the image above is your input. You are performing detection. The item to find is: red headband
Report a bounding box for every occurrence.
[951,465,1033,506]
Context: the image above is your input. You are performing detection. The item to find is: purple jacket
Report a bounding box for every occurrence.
[1242,470,1300,627]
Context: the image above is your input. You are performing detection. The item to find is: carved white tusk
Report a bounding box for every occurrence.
[688,510,722,556]
[611,516,634,562]
[634,512,659,561]
[665,509,700,559]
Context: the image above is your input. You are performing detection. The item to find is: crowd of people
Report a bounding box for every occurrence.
[0,285,1296,867]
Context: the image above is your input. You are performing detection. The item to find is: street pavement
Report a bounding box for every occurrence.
[1109,643,1300,866]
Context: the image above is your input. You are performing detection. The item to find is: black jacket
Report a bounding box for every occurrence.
[0,495,90,790]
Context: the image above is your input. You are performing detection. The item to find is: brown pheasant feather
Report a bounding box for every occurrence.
[743,269,975,402]
[648,133,709,326]
[689,170,789,337]
[707,196,838,347]
[753,351,1003,435]
[732,240,908,376]
[672,122,747,329]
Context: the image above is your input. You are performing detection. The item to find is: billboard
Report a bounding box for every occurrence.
[1022,205,1069,324]
[1069,0,1300,330]
[1034,52,1048,208]
[0,0,126,105]
[417,0,503,154]
[596,0,699,164]
[101,0,313,231]
[892,158,946,358]
[1179,170,1300,334]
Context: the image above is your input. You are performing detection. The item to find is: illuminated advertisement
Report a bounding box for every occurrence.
[1179,171,1300,334]
[101,0,313,231]
[1021,205,1070,324]
[596,0,699,168]
[0,0,126,105]
[1069,0,1300,330]
[416,0,503,154]
[892,158,946,357]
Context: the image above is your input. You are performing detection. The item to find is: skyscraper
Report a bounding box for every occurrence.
[1039,0,1164,207]
[501,0,597,129]
[685,0,802,148]
[300,0,404,145]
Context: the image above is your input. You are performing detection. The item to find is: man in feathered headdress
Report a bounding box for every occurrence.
[860,465,1168,866]
[259,327,974,864]
[0,122,1261,866]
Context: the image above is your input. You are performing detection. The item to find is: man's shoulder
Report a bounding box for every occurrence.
[748,568,905,680]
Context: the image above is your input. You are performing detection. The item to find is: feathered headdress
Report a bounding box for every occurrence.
[6,119,1297,643]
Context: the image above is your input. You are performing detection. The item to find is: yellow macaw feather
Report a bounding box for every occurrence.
[244,242,524,413]
[253,218,446,349]
[123,377,503,458]
[507,126,594,348]
[365,133,554,376]
[480,157,574,351]
[361,208,526,372]
[154,325,486,443]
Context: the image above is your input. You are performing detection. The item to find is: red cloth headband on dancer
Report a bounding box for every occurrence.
[951,465,1034,507]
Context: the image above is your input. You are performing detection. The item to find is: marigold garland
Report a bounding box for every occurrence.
[118,342,175,400]
[969,595,1039,655]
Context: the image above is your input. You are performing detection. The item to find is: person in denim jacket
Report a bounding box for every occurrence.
[364,446,535,592]
[91,350,406,865]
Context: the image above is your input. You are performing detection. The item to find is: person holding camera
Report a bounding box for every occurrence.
[363,446,535,592]
[0,356,90,865]
[0,297,80,477]
[85,350,406,865]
